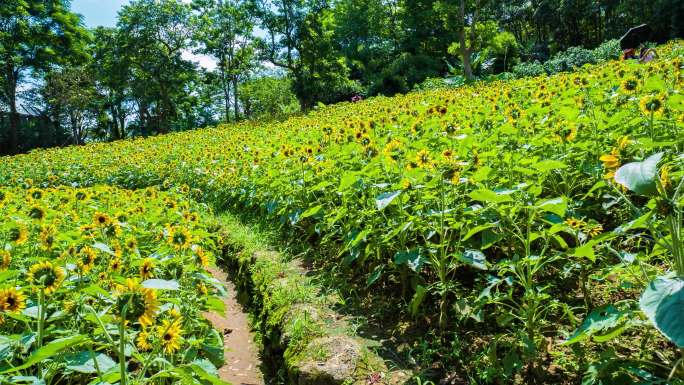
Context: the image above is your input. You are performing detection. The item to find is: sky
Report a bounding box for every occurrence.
[71,0,217,70]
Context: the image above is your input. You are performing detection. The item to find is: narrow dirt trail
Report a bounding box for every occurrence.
[204,267,265,385]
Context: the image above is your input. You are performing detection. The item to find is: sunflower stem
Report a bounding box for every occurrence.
[37,290,45,349]
[119,310,128,385]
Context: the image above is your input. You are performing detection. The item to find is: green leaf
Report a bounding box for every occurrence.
[469,189,513,204]
[640,276,684,347]
[459,249,487,270]
[564,305,628,345]
[64,351,116,374]
[338,172,360,191]
[142,279,180,290]
[532,159,567,172]
[205,297,225,315]
[0,335,87,374]
[375,190,402,210]
[393,249,425,272]
[366,265,383,287]
[535,197,567,217]
[462,224,495,242]
[614,152,664,196]
[92,242,116,256]
[409,285,427,317]
[569,243,596,262]
[299,204,323,220]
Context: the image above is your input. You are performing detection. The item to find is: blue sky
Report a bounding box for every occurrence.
[72,0,130,28]
[71,0,217,69]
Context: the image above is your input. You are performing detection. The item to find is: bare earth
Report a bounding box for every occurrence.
[204,267,265,385]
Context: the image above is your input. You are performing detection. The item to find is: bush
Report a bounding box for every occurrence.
[592,39,621,62]
[544,46,597,73]
[512,60,546,77]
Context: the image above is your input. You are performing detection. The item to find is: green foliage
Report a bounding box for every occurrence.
[239,77,300,120]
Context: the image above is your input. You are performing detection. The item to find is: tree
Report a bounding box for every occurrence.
[41,65,99,145]
[91,27,132,141]
[0,0,89,153]
[192,0,256,122]
[118,0,196,134]
[239,76,299,120]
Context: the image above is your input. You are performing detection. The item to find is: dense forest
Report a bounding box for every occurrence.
[1,0,682,154]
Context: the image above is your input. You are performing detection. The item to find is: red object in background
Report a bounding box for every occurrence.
[351,95,363,103]
[623,48,637,60]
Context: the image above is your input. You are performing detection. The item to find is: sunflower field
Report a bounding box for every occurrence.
[0,186,228,384]
[1,40,683,383]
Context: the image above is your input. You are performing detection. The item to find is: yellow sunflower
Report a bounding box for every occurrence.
[639,93,666,116]
[0,251,10,271]
[136,328,153,351]
[414,149,434,169]
[76,246,97,273]
[157,319,183,354]
[93,212,112,227]
[0,287,26,313]
[8,223,29,245]
[139,258,155,279]
[166,226,193,251]
[115,278,158,326]
[27,261,65,294]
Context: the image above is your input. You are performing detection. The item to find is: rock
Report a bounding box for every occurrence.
[294,336,367,385]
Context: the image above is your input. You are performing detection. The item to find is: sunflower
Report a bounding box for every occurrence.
[140,258,155,279]
[110,257,122,272]
[27,261,65,294]
[584,223,603,238]
[115,278,158,326]
[28,205,46,221]
[0,251,10,271]
[599,153,620,179]
[639,93,666,116]
[660,165,672,191]
[27,188,43,201]
[136,328,153,351]
[0,190,9,208]
[0,287,26,313]
[565,218,586,230]
[157,319,183,354]
[39,225,57,251]
[415,149,433,169]
[93,212,112,227]
[77,246,97,273]
[193,246,210,268]
[619,77,638,92]
[167,226,193,251]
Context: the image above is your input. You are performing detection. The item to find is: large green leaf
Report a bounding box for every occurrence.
[375,190,402,210]
[535,197,567,217]
[564,305,628,345]
[469,189,513,204]
[640,276,684,347]
[142,279,180,290]
[614,152,663,196]
[0,335,87,374]
[64,351,116,374]
[459,249,487,270]
[393,248,425,272]
[409,285,427,316]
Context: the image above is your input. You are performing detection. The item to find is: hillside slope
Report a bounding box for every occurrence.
[2,40,684,383]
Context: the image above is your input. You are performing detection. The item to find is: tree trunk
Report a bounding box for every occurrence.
[219,53,231,123]
[4,62,19,153]
[233,75,239,122]
[458,0,474,79]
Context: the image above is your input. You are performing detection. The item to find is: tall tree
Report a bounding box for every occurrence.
[0,0,89,153]
[118,0,195,134]
[192,0,255,122]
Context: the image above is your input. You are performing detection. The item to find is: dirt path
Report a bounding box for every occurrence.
[204,267,265,385]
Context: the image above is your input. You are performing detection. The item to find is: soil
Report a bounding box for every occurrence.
[204,267,265,385]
